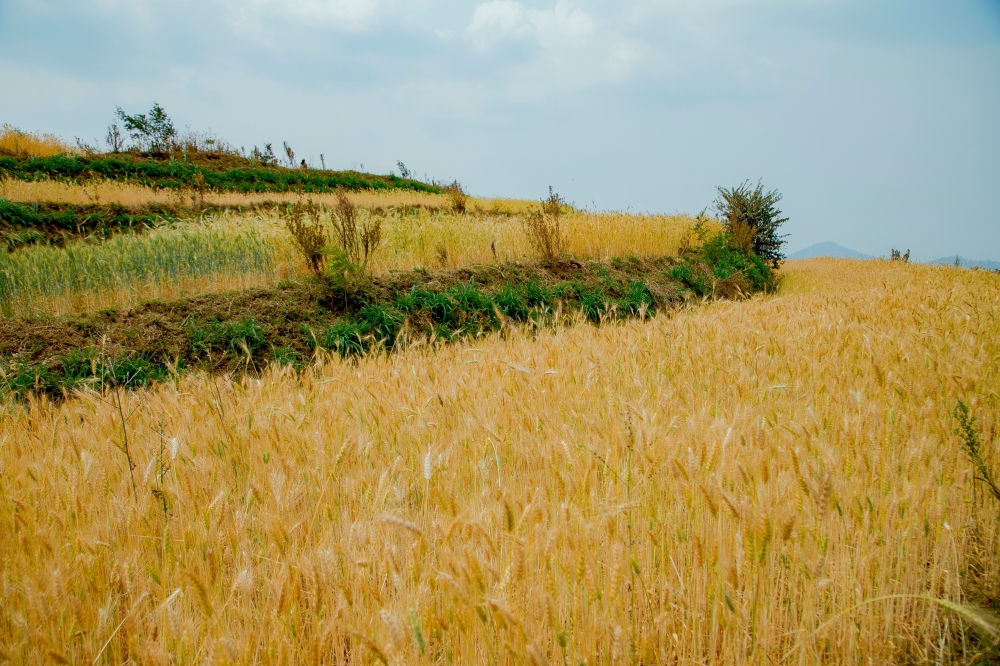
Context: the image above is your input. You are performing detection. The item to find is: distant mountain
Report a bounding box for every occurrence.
[788,242,870,260]
[927,256,1000,270]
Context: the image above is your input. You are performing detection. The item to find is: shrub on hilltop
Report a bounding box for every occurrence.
[714,181,789,268]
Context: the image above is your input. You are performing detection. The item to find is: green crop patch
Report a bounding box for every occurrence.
[0,198,186,248]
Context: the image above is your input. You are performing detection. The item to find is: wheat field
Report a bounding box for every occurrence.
[0,178,453,210]
[1,258,997,664]
[0,177,556,214]
[0,200,695,316]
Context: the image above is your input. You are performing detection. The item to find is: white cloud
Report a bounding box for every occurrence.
[462,0,652,96]
[270,0,379,28]
[530,2,596,47]
[229,0,380,36]
[467,1,535,49]
[467,0,595,51]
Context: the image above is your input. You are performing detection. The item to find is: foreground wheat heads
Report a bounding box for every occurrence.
[1,258,998,664]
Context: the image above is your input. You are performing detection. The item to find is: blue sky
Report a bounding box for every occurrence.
[1,0,998,260]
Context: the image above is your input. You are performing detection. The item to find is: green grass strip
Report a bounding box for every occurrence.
[0,155,439,193]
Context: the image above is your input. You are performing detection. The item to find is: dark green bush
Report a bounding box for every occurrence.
[671,233,773,296]
[714,181,789,268]
[100,354,169,387]
[1,361,57,395]
[701,234,772,290]
[669,265,694,283]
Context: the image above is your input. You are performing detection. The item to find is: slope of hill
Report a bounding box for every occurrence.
[788,241,870,259]
[928,255,1000,270]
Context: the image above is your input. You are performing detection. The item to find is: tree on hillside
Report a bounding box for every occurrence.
[114,103,176,152]
[713,181,789,268]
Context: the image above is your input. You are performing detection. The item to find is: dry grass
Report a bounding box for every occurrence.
[0,125,75,159]
[370,208,694,273]
[1,258,998,663]
[0,177,610,216]
[0,177,454,209]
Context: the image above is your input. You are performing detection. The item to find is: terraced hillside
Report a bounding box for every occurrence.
[1,142,997,663]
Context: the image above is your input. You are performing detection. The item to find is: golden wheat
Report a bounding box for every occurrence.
[1,177,548,211]
[1,176,639,218]
[0,177,453,209]
[1,258,997,663]
[0,202,695,315]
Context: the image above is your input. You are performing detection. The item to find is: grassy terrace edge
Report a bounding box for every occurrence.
[0,154,440,193]
[0,198,204,248]
[0,198,303,249]
[0,241,773,398]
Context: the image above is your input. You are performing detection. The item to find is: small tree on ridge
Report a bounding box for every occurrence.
[115,103,176,152]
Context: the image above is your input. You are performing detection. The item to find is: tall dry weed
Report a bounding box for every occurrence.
[0,124,74,158]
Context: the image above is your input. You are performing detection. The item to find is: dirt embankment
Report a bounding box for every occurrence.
[0,256,709,397]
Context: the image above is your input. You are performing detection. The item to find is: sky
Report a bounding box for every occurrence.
[1,0,998,260]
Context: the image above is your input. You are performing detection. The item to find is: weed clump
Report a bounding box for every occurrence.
[308,274,658,359]
[524,187,567,262]
[955,400,1000,505]
[281,194,383,294]
[0,349,168,396]
[542,185,565,218]
[0,199,179,249]
[332,191,382,267]
[187,317,267,360]
[281,200,327,276]
[443,181,467,214]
